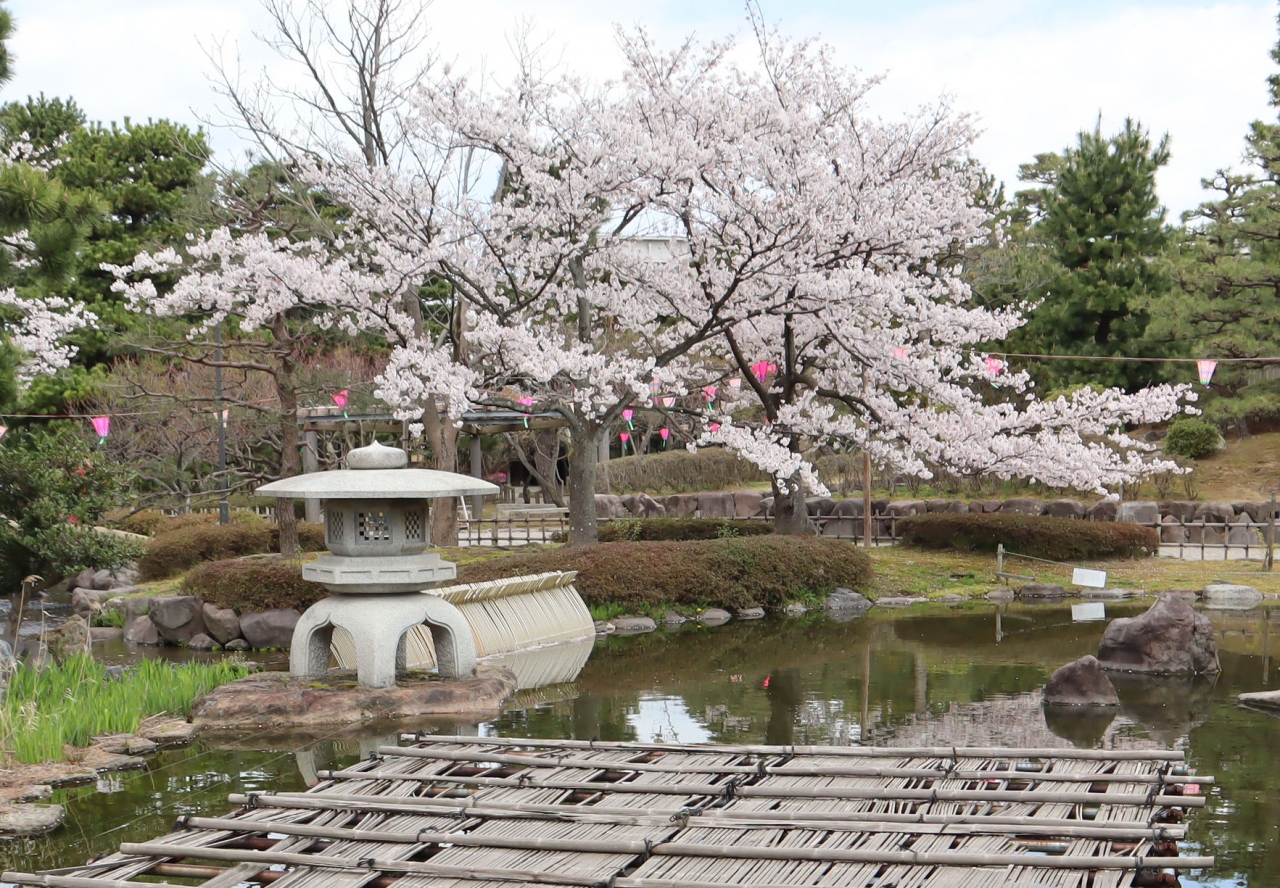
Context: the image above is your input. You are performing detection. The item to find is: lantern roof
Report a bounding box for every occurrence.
[254,441,499,500]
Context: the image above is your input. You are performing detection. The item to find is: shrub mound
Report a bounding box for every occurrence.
[458,536,871,610]
[598,518,774,542]
[183,555,329,612]
[139,519,326,580]
[897,512,1159,560]
[596,447,769,494]
[1163,418,1222,460]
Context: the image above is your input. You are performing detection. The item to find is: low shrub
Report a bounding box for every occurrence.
[139,523,276,580]
[1163,418,1222,460]
[897,512,1159,560]
[138,518,327,580]
[182,556,329,612]
[458,536,872,611]
[597,447,769,494]
[114,509,168,536]
[598,518,774,542]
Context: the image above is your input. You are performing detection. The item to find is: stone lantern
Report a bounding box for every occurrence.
[255,441,499,689]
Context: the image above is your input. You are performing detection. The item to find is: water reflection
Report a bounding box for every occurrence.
[7,601,1280,886]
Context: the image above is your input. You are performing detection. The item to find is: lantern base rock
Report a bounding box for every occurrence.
[189,665,517,730]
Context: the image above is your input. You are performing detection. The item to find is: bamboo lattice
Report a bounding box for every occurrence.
[4,736,1214,888]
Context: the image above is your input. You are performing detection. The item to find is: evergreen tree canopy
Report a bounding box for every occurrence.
[998,119,1175,392]
[1157,19,1280,431]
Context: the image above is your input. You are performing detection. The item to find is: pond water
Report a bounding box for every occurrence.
[4,600,1280,886]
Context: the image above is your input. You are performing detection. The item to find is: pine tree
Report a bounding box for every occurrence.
[1009,119,1175,392]
[1157,21,1280,434]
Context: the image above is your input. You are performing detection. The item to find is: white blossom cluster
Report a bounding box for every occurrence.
[0,290,95,382]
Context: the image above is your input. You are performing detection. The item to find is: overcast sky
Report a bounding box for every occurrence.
[4,0,1276,217]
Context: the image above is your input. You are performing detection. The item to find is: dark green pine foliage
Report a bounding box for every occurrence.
[1159,22,1280,432]
[1012,119,1174,392]
[0,3,12,87]
[0,97,210,412]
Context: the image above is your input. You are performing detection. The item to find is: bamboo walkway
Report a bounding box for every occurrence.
[4,736,1215,888]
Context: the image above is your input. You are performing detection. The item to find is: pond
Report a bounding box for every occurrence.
[4,600,1279,886]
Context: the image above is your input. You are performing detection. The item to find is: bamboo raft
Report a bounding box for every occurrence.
[4,736,1215,888]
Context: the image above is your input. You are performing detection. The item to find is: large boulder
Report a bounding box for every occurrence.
[1085,500,1117,522]
[202,603,242,645]
[148,596,209,646]
[1192,501,1235,524]
[1045,499,1086,519]
[46,615,92,664]
[90,569,118,591]
[1202,583,1263,610]
[631,493,666,519]
[1115,501,1159,524]
[1000,498,1045,516]
[1228,519,1264,548]
[1159,501,1197,522]
[72,568,98,593]
[1160,516,1188,544]
[1096,594,1219,675]
[71,587,116,619]
[619,494,639,515]
[1234,501,1265,523]
[924,499,953,513]
[697,492,736,518]
[733,491,764,518]
[239,608,302,649]
[594,495,628,519]
[824,588,871,612]
[1042,655,1119,706]
[974,500,1004,514]
[886,500,926,517]
[123,610,161,646]
[823,498,863,538]
[805,497,837,517]
[945,500,970,514]
[664,494,699,518]
[1187,524,1225,545]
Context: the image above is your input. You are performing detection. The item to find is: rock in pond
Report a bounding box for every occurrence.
[187,633,219,650]
[1239,689,1280,713]
[985,588,1015,603]
[698,608,732,626]
[824,588,871,611]
[611,616,657,634]
[663,611,687,625]
[239,608,301,649]
[190,665,518,729]
[1042,655,1119,706]
[0,803,64,836]
[1096,594,1219,675]
[735,607,765,619]
[149,596,209,645]
[874,597,925,608]
[1202,583,1263,610]
[1018,583,1067,599]
[202,603,241,645]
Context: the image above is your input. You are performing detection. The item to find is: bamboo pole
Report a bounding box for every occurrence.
[226,791,1186,839]
[314,766,1205,808]
[397,735,1187,761]
[373,746,1213,785]
[109,840,1215,874]
[189,811,1183,845]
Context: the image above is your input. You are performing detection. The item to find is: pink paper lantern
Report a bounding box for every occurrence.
[659,427,670,441]
[728,378,741,389]
[709,422,721,433]
[517,397,535,408]
[619,432,630,444]
[90,416,110,440]
[984,356,1004,376]
[751,360,770,382]
[703,385,717,402]
[216,409,229,428]
[332,390,349,409]
[0,425,7,439]
[1197,359,1217,387]
[649,379,662,394]
[622,408,634,422]
[892,347,909,360]
[662,396,675,408]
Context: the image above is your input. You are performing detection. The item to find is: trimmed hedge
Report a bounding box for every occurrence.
[1163,418,1221,460]
[182,556,329,612]
[458,536,872,610]
[897,512,1159,560]
[139,519,327,580]
[598,518,774,542]
[596,447,769,494]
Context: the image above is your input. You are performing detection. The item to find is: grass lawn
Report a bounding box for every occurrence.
[867,546,1280,599]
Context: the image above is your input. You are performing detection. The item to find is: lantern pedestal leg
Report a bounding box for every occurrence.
[290,593,478,689]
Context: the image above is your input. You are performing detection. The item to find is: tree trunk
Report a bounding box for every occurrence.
[424,394,460,547]
[272,317,300,558]
[772,475,812,536]
[566,421,600,546]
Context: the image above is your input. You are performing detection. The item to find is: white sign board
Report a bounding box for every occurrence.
[1072,568,1108,588]
[1072,602,1107,622]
